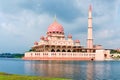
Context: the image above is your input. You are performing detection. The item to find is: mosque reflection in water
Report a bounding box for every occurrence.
[24,61,110,80]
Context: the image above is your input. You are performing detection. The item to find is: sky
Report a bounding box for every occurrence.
[0,0,120,53]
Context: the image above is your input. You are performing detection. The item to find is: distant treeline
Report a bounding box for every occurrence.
[0,53,24,58]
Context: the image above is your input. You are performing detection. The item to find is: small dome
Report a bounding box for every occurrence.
[44,37,49,41]
[68,34,72,38]
[40,36,44,40]
[34,41,38,45]
[74,40,80,43]
[47,21,64,34]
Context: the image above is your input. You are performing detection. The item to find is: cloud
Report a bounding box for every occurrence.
[0,0,119,53]
[20,0,84,22]
[0,9,53,52]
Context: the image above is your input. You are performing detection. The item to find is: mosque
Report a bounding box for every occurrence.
[23,5,110,61]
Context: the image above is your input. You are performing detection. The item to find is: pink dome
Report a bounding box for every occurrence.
[47,21,64,33]
[68,34,72,38]
[34,41,38,45]
[44,37,49,41]
[40,36,44,40]
[74,40,80,43]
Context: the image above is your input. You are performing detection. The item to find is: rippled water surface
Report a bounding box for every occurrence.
[0,58,120,80]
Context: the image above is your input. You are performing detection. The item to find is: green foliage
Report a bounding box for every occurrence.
[110,50,120,54]
[29,48,35,52]
[12,54,24,58]
[0,53,24,58]
[0,72,68,80]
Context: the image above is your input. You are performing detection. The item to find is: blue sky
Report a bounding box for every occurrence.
[0,0,119,53]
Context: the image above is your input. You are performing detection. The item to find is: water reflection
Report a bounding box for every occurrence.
[24,61,112,80]
[86,62,94,80]
[93,61,111,79]
[25,61,87,79]
[25,61,79,78]
[1,59,120,79]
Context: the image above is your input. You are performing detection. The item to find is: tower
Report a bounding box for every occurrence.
[87,5,93,48]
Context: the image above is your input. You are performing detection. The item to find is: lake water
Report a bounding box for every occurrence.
[0,58,120,80]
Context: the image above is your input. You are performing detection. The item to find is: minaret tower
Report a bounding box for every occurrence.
[87,5,93,49]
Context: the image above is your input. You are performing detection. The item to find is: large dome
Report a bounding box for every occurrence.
[47,21,64,34]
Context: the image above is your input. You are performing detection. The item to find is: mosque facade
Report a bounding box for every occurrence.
[23,5,110,61]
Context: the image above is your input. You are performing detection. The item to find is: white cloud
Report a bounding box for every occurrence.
[0,9,54,52]
[0,0,119,52]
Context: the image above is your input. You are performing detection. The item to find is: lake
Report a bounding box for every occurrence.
[0,58,120,80]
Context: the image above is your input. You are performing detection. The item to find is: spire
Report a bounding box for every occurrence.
[89,4,92,11]
[88,4,92,18]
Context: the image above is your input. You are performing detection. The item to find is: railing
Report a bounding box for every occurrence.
[25,52,95,58]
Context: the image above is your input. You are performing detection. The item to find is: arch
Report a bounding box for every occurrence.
[72,50,76,52]
[51,49,55,52]
[91,58,94,61]
[67,50,71,52]
[62,49,66,52]
[56,49,60,52]
[104,54,107,58]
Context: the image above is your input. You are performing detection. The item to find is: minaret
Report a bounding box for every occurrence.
[87,5,93,48]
